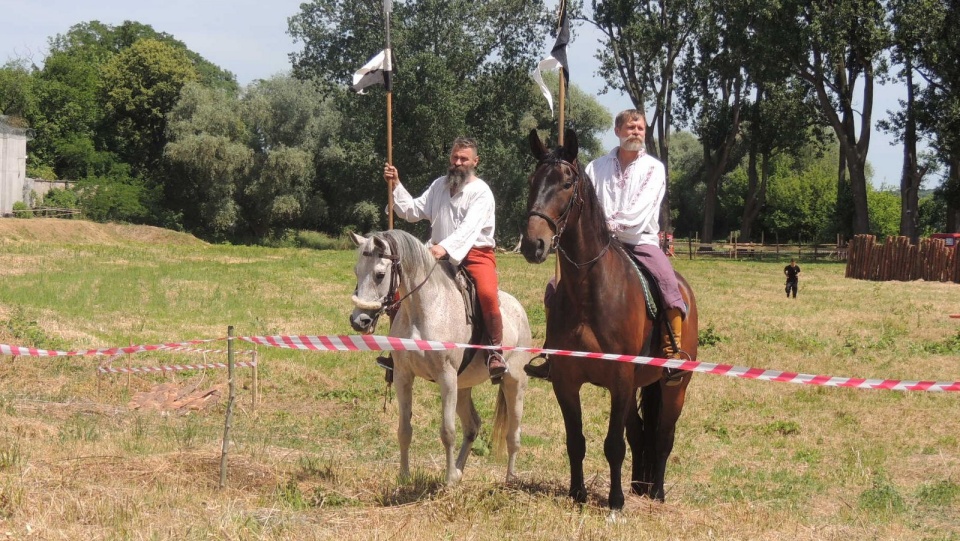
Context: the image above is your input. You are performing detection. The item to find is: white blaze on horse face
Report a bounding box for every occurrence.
[351,239,394,310]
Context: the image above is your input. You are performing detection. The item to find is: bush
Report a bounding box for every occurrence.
[296,230,352,250]
[77,176,151,223]
[39,188,80,218]
[348,201,382,234]
[11,201,31,219]
[26,163,57,181]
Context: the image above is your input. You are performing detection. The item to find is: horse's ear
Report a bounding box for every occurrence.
[562,128,579,163]
[349,231,367,247]
[528,129,548,161]
[372,235,388,254]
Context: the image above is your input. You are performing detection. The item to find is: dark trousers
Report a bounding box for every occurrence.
[785,280,798,298]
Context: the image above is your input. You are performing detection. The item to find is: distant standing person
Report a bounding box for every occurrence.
[784,259,801,298]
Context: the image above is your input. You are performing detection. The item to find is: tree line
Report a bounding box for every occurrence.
[0,1,956,246]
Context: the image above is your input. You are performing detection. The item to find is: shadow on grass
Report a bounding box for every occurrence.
[376,471,447,506]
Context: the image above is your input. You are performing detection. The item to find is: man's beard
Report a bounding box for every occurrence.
[446,166,472,193]
[620,137,644,152]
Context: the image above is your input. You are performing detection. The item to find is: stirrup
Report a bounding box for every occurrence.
[523,353,551,380]
[487,351,507,384]
[663,367,686,386]
[376,354,394,371]
[662,350,690,387]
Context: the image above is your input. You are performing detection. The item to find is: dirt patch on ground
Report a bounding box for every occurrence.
[0,218,206,246]
[128,382,225,412]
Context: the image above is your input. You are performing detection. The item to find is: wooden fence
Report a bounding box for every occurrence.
[671,238,846,262]
[845,234,960,283]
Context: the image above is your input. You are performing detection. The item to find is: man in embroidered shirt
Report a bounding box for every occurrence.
[525,109,687,384]
[380,137,507,382]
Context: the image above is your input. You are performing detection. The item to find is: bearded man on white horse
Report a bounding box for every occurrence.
[380,136,508,382]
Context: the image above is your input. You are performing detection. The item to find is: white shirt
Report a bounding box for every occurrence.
[585,148,665,247]
[392,176,496,264]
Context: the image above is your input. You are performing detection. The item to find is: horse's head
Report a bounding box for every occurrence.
[349,231,400,334]
[520,128,581,264]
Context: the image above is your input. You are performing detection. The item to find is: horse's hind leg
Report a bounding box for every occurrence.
[454,388,480,474]
[634,381,661,497]
[496,374,525,482]
[648,379,690,501]
[626,388,647,496]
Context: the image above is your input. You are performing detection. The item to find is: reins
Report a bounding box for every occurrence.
[527,158,612,269]
[355,234,440,318]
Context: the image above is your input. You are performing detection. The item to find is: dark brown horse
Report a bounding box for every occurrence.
[520,128,698,511]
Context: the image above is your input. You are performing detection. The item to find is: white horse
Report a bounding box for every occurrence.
[349,230,530,485]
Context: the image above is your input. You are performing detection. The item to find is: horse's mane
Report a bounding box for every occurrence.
[542,147,611,240]
[375,229,456,289]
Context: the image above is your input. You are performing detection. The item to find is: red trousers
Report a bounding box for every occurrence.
[461,247,503,346]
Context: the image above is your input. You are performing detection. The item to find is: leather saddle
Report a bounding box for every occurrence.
[451,264,488,375]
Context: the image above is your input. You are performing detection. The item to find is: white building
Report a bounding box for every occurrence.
[0,115,33,215]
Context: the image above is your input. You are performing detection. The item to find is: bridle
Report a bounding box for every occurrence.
[352,234,439,322]
[525,157,612,269]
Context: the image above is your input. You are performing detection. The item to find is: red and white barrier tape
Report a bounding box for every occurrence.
[239,334,960,392]
[98,361,257,374]
[0,338,223,358]
[4,334,957,392]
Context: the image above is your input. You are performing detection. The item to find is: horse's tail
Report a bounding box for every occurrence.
[490,386,508,459]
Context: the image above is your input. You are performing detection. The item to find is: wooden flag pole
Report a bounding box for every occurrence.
[385,0,394,230]
[555,52,566,281]
[387,90,394,230]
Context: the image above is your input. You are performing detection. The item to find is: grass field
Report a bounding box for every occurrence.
[0,219,958,540]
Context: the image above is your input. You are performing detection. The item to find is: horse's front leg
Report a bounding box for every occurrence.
[454,387,480,474]
[553,377,586,503]
[394,367,415,482]
[437,369,461,485]
[604,381,633,510]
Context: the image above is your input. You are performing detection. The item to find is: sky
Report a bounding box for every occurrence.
[1,0,909,188]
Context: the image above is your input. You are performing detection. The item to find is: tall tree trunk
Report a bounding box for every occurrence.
[657,66,675,249]
[836,145,853,239]
[947,156,960,233]
[803,48,873,236]
[740,145,764,241]
[899,57,922,243]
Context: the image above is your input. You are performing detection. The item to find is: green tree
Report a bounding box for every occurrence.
[674,0,749,243]
[0,60,37,119]
[590,0,700,237]
[758,143,838,243]
[101,39,200,179]
[883,0,943,242]
[739,83,824,242]
[165,82,252,237]
[289,0,556,243]
[867,186,901,239]
[240,76,335,238]
[906,2,960,232]
[165,76,339,239]
[762,0,890,236]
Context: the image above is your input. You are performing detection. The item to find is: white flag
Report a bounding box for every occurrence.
[532,56,563,117]
[351,50,393,94]
[532,4,570,117]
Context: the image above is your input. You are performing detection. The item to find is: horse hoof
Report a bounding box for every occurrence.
[606,510,624,524]
[446,469,463,486]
